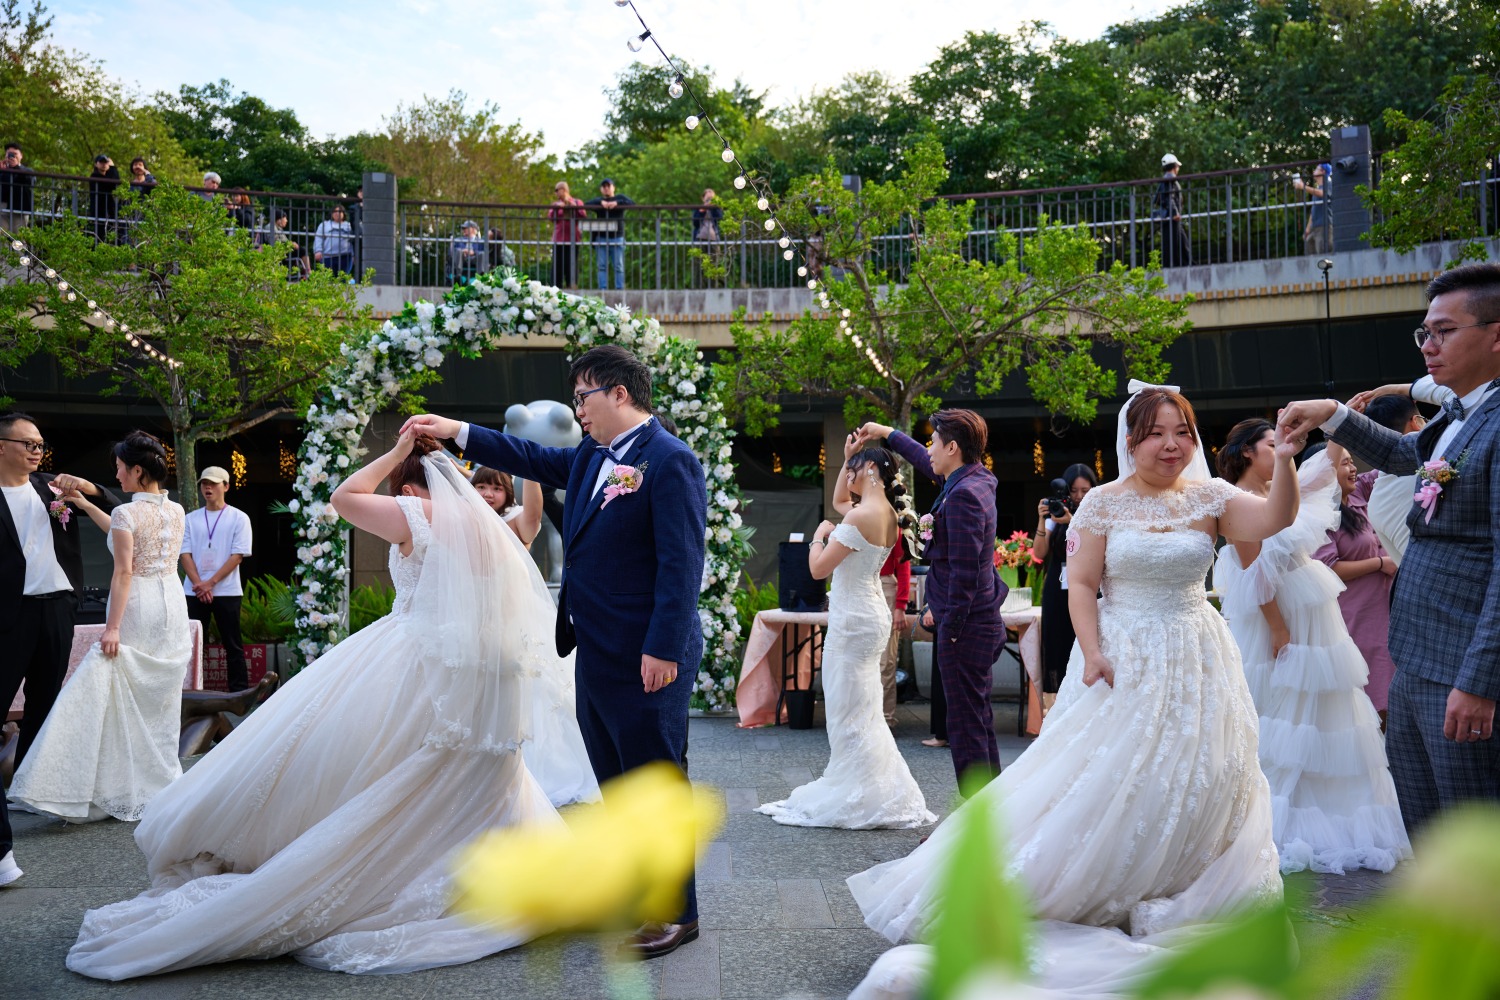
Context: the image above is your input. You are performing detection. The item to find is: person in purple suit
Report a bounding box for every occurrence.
[402,345,708,960]
[858,410,1007,787]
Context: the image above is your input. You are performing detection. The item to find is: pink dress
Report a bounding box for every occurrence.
[1314,470,1397,712]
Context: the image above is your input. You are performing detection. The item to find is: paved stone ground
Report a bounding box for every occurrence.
[1,703,1397,999]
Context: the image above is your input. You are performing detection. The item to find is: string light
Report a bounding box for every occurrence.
[279,439,297,480]
[613,1,822,294]
[1033,440,1046,476]
[231,447,248,488]
[1094,448,1104,481]
[2,223,184,371]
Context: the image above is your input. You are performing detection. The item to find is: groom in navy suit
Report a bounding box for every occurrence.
[403,345,708,958]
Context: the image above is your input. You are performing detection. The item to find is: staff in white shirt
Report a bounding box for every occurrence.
[179,466,253,690]
[1345,375,1459,565]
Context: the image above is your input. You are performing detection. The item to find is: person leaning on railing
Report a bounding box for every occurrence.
[313,204,356,276]
[449,220,487,283]
[585,178,634,291]
[548,181,586,288]
[0,143,36,229]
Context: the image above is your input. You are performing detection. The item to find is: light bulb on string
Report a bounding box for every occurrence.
[19,256,29,266]
[763,218,776,231]
[44,268,55,278]
[721,147,735,163]
[733,174,746,190]
[627,30,650,52]
[797,266,808,277]
[86,299,96,309]
[807,279,818,289]
[57,280,68,291]
[66,291,77,301]
[756,197,769,211]
[841,308,851,318]
[613,0,629,6]
[778,236,790,248]
[783,249,794,260]
[104,318,114,328]
[9,240,20,250]
[668,77,684,100]
[685,115,699,131]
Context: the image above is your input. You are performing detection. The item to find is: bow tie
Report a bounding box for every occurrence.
[1442,377,1500,423]
[596,421,649,462]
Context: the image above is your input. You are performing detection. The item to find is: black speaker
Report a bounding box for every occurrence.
[778,542,826,612]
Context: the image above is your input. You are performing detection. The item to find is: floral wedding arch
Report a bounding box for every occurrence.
[287,272,746,712]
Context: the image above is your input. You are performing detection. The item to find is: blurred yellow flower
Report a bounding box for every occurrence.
[452,762,725,934]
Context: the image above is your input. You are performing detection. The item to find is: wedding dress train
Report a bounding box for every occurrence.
[67,457,561,979]
[848,481,1281,998]
[756,522,934,830]
[10,493,189,822]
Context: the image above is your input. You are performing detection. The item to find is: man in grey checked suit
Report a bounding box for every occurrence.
[1280,262,1500,834]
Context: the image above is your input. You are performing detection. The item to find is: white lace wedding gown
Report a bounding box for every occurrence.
[1215,458,1410,874]
[67,492,561,979]
[757,523,934,829]
[10,493,190,822]
[848,481,1280,999]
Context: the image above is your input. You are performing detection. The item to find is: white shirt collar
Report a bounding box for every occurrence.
[609,416,652,453]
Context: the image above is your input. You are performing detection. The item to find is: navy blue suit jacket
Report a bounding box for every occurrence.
[462,419,708,668]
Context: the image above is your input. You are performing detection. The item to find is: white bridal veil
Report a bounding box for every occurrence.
[408,451,554,755]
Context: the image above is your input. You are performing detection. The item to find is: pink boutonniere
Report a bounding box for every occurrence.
[602,462,647,508]
[49,499,71,530]
[1413,451,1467,523]
[917,513,935,541]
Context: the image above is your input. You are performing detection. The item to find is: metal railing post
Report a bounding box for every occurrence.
[655,212,662,289]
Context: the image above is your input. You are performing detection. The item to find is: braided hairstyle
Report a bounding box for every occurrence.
[846,446,918,561]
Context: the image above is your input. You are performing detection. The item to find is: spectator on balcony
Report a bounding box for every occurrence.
[198,171,221,201]
[349,185,364,272]
[691,188,724,287]
[448,219,487,283]
[548,181,586,288]
[486,227,516,272]
[88,155,121,243]
[0,143,36,227]
[258,208,310,281]
[585,178,633,291]
[1295,162,1332,256]
[1152,153,1190,268]
[127,158,156,197]
[226,188,256,230]
[313,204,356,276]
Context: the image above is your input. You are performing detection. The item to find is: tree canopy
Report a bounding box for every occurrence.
[0,182,366,500]
[717,139,1192,434]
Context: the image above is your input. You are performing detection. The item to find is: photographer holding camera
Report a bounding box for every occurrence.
[1032,463,1099,714]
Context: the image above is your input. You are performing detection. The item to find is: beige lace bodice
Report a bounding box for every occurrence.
[108,493,186,578]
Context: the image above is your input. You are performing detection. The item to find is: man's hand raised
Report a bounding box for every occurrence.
[1276,399,1339,446]
[399,414,462,441]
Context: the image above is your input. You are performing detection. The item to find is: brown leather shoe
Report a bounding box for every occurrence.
[619,920,699,960]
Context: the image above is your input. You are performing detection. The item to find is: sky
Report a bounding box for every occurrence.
[49,0,1172,160]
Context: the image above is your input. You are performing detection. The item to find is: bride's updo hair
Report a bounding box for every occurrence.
[846,446,917,561]
[388,434,443,494]
[1124,388,1201,456]
[111,430,169,486]
[1216,418,1273,481]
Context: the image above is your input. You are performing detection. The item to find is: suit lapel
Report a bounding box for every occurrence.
[1416,413,1449,462]
[568,420,661,547]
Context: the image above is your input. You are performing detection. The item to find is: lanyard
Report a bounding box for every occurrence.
[203,506,227,550]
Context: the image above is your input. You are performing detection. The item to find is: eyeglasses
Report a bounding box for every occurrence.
[0,438,47,453]
[1413,320,1497,348]
[572,385,616,409]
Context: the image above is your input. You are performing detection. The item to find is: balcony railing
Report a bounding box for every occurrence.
[4,157,1496,292]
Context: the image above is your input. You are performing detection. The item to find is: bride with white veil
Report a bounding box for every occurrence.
[67,429,562,979]
[847,382,1305,999]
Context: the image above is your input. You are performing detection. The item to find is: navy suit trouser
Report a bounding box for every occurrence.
[935,619,1006,790]
[1386,668,1500,836]
[574,632,700,924]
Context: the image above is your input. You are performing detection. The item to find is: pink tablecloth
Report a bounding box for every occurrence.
[736,610,829,727]
[8,620,203,721]
[735,606,1044,731]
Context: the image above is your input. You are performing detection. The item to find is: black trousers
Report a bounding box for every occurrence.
[552,242,577,287]
[187,594,246,691]
[0,592,78,855]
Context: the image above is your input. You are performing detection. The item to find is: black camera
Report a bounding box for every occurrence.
[1045,478,1072,520]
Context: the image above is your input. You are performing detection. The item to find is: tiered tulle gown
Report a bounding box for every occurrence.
[756,522,934,829]
[66,497,560,979]
[10,493,189,822]
[1215,460,1410,874]
[848,481,1281,999]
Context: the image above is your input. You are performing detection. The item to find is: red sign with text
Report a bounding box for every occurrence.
[203,644,271,692]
